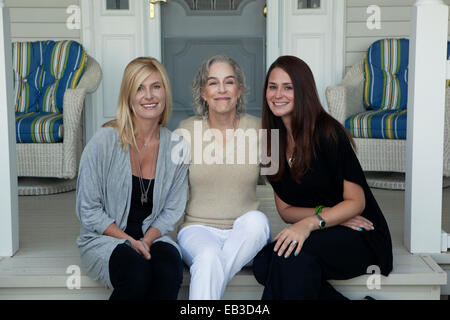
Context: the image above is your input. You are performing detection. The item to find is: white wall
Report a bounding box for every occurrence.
[7,0,450,78]
[5,0,450,70]
[345,0,450,71]
[5,0,80,42]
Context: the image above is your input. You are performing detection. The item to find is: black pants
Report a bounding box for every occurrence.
[253,226,377,300]
[108,241,183,300]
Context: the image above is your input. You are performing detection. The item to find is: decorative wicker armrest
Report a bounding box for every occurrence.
[59,55,101,179]
[76,55,102,94]
[326,60,366,124]
[62,88,87,179]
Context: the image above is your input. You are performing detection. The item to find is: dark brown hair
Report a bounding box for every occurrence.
[261,55,355,183]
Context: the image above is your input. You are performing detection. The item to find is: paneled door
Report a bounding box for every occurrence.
[161,0,266,130]
[279,0,345,109]
[81,0,161,139]
[81,0,344,138]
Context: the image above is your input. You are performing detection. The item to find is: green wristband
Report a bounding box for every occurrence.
[315,205,324,215]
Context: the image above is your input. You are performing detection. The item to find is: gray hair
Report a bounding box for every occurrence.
[191,55,249,117]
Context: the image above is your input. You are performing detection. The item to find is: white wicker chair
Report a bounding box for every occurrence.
[325,59,450,177]
[16,55,102,179]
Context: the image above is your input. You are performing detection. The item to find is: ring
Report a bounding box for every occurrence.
[292,240,298,245]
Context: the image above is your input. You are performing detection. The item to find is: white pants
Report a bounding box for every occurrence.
[177,210,271,300]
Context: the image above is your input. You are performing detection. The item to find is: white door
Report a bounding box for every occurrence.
[81,0,344,139]
[161,0,266,130]
[278,0,345,109]
[81,0,159,139]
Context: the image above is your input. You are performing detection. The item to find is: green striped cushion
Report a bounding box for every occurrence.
[15,112,63,143]
[12,42,44,113]
[363,39,409,111]
[363,39,450,112]
[12,41,87,114]
[345,110,407,140]
[39,41,87,113]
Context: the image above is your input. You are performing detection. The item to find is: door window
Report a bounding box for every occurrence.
[297,0,321,9]
[185,0,243,10]
[106,0,130,10]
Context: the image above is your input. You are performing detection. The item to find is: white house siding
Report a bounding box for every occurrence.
[5,0,80,42]
[4,0,449,67]
[345,0,450,72]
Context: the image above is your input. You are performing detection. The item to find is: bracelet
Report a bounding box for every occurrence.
[315,205,325,215]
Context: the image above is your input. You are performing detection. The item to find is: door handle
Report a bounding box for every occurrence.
[149,0,167,19]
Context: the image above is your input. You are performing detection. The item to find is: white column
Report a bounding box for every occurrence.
[404,0,448,253]
[0,2,19,257]
[266,0,280,70]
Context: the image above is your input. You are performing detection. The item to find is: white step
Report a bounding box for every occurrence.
[0,253,446,300]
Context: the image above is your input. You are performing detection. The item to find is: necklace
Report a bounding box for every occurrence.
[142,136,152,148]
[207,114,239,145]
[135,141,158,205]
[207,112,239,130]
[287,133,296,168]
[288,148,296,168]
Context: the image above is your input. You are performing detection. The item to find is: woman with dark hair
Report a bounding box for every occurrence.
[253,55,393,300]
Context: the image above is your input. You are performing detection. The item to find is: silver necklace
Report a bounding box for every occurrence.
[288,147,296,168]
[135,141,158,205]
[206,114,239,144]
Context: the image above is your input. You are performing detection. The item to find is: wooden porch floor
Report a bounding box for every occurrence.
[0,184,449,300]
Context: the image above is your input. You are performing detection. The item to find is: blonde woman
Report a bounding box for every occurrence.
[76,57,189,300]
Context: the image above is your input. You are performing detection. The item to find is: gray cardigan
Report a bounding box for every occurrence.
[76,126,189,289]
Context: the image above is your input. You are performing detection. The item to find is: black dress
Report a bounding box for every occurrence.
[253,123,393,300]
[124,175,155,239]
[108,175,183,300]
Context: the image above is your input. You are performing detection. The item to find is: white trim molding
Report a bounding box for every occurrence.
[404,0,449,253]
[266,0,280,69]
[0,5,19,257]
[442,230,450,252]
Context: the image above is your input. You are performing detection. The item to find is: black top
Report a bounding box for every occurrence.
[125,175,154,240]
[269,123,393,276]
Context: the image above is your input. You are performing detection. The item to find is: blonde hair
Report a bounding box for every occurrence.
[103,57,172,151]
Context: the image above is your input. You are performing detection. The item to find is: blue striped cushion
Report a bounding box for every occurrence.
[39,40,87,113]
[12,42,44,113]
[447,41,450,87]
[11,40,87,115]
[345,110,407,139]
[364,38,450,112]
[363,38,409,111]
[15,112,63,143]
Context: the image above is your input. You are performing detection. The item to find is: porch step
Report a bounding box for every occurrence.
[2,185,447,299]
[0,253,446,300]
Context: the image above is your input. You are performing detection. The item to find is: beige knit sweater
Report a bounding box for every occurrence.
[177,113,261,230]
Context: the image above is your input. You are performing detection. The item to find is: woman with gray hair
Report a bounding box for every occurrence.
[175,55,271,300]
